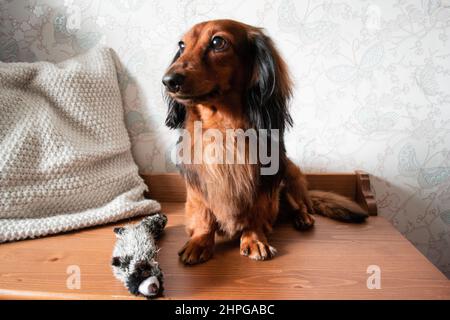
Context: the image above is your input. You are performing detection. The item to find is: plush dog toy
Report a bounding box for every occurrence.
[111,213,167,298]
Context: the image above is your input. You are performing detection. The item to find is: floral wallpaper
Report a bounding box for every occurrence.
[1,0,449,278]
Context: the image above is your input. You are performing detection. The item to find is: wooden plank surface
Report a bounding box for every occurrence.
[0,202,448,300]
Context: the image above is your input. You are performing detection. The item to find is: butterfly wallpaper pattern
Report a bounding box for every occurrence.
[1,0,449,277]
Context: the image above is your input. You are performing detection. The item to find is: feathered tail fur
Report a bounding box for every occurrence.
[283,159,369,224]
[309,190,368,223]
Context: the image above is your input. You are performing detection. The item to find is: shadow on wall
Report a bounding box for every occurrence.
[370,174,450,278]
[109,49,177,174]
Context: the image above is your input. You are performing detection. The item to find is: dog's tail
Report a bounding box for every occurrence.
[309,190,368,223]
[283,159,369,223]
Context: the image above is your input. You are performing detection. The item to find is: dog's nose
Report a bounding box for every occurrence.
[162,73,185,93]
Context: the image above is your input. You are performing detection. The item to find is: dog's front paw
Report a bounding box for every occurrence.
[240,237,277,261]
[178,238,214,265]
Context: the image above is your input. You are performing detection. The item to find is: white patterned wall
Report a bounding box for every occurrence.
[1,0,449,277]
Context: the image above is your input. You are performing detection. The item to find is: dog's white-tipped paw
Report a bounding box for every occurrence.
[240,240,277,261]
[268,245,277,256]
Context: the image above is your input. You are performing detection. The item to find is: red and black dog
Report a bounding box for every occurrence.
[162,19,368,265]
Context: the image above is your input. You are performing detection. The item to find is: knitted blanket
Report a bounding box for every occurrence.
[0,47,161,242]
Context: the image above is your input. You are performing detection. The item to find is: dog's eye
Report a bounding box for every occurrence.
[210,36,228,51]
[178,41,185,53]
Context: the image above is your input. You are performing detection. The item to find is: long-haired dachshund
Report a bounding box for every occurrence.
[162,19,368,264]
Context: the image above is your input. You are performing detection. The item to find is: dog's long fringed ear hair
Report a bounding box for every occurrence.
[164,96,186,129]
[245,29,293,134]
[164,51,186,129]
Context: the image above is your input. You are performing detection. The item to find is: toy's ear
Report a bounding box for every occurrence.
[111,256,121,267]
[244,29,293,134]
[113,227,125,236]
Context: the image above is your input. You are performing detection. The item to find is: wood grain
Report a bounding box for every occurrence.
[142,174,186,203]
[0,202,448,300]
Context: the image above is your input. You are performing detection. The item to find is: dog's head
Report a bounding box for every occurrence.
[163,19,293,133]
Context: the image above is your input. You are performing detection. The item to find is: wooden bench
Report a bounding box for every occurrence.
[0,172,448,299]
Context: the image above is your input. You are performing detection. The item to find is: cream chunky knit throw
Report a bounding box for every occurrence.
[0,47,161,242]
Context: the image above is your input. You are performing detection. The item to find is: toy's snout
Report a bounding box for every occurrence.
[138,276,160,297]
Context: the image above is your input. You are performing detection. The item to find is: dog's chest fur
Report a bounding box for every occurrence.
[180,104,259,220]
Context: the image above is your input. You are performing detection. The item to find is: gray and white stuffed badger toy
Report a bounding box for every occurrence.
[111,213,167,298]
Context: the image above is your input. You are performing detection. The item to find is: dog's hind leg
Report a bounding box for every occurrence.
[284,159,368,223]
[283,159,315,230]
[178,188,216,265]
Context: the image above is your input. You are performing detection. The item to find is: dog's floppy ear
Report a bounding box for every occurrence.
[165,96,186,129]
[245,29,293,134]
[164,51,186,129]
